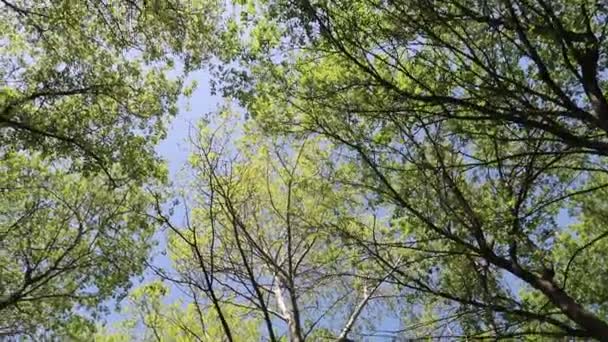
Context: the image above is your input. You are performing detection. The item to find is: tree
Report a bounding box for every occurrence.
[0,0,220,337]
[212,0,608,339]
[147,116,397,341]
[1,0,218,181]
[0,153,156,338]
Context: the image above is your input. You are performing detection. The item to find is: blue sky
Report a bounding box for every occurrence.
[104,70,219,327]
[157,70,221,178]
[150,70,221,296]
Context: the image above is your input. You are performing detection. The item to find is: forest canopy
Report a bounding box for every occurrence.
[2,0,608,340]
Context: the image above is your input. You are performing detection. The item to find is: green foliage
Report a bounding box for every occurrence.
[96,282,260,342]
[6,0,608,340]
[0,152,155,337]
[0,0,222,338]
[0,0,220,181]
[208,0,608,339]
[158,118,392,340]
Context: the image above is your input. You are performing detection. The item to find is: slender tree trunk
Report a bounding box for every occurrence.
[337,283,378,341]
[274,276,304,342]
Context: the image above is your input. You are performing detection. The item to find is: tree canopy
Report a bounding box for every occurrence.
[1,0,218,181]
[209,0,608,339]
[0,0,219,338]
[3,0,608,340]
